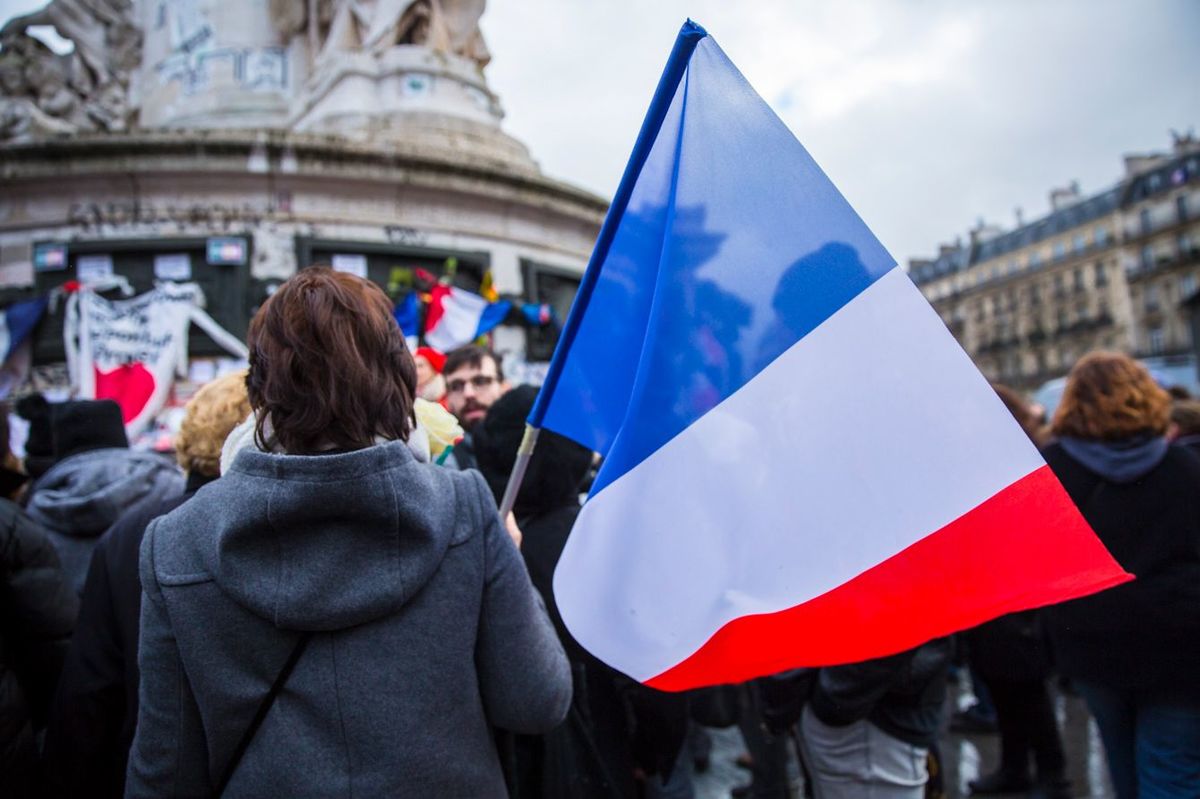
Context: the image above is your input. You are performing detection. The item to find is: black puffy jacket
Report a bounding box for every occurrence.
[808,637,952,748]
[0,497,78,796]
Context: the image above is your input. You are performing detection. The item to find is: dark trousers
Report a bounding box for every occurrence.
[985,677,1066,780]
[1077,681,1200,799]
[738,683,791,799]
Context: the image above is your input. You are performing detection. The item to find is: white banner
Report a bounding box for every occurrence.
[64,283,248,436]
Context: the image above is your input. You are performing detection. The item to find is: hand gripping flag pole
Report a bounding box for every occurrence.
[507,20,1128,689]
[497,20,709,520]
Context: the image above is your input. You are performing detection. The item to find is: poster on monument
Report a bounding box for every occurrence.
[332,253,368,279]
[76,255,114,285]
[154,253,192,281]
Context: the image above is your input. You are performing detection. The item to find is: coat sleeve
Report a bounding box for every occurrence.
[124,520,212,798]
[470,472,572,734]
[0,507,78,727]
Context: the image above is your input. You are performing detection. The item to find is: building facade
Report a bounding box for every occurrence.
[1120,147,1200,363]
[911,135,1200,392]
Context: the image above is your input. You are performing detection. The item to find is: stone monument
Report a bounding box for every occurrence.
[0,0,604,381]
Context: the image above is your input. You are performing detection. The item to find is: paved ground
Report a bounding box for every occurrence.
[693,679,1114,799]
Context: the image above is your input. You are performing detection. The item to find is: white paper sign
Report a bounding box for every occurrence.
[188,358,217,384]
[154,253,192,281]
[76,254,114,284]
[331,253,368,279]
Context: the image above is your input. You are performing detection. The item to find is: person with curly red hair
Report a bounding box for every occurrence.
[1042,352,1200,799]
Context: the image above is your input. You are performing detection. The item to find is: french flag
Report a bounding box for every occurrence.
[0,297,48,398]
[528,22,1130,690]
[423,285,511,352]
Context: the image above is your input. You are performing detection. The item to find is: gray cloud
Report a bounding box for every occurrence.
[2,0,1195,264]
[481,0,1200,263]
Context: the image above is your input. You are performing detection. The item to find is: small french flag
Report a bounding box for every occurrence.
[0,297,47,398]
[424,285,511,352]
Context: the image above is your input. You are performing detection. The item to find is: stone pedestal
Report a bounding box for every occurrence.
[138,0,297,130]
[290,44,535,170]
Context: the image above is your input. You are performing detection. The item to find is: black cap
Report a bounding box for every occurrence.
[51,399,129,461]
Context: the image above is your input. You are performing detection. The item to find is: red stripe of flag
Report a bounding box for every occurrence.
[645,465,1132,691]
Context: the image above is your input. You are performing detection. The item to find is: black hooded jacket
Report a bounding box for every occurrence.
[43,474,207,798]
[1042,439,1200,698]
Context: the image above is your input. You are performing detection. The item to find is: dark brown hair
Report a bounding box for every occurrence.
[444,344,504,382]
[1171,399,1200,437]
[246,267,417,454]
[992,383,1048,447]
[1051,351,1171,441]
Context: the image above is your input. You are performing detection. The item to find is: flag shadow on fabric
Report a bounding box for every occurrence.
[530,20,1131,691]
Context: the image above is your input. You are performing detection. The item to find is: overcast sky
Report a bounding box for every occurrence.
[3,0,1197,263]
[479,0,1200,263]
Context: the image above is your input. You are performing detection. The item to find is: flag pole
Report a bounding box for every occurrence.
[497,20,708,520]
[498,424,540,519]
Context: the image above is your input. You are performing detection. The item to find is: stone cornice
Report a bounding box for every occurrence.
[0,129,609,222]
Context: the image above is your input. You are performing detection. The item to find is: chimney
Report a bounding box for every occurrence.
[1124,153,1168,177]
[1049,182,1082,211]
[1171,128,1199,155]
[969,219,1004,245]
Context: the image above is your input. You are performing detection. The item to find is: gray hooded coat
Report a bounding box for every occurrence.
[125,441,572,798]
[26,448,183,596]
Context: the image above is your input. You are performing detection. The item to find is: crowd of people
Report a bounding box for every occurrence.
[1,266,1198,798]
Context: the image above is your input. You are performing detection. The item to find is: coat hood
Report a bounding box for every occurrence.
[190,441,468,631]
[1057,435,1169,484]
[26,448,182,538]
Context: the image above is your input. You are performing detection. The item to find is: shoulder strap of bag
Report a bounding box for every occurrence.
[213,631,314,798]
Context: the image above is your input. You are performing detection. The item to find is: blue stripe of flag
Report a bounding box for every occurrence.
[530,26,895,497]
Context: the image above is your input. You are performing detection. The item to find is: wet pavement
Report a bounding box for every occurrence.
[693,678,1114,799]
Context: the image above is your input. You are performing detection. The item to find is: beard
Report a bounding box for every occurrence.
[456,400,489,429]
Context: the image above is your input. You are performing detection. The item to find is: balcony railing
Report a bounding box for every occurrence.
[1124,248,1200,280]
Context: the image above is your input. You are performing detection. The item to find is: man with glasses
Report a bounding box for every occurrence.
[443,345,509,470]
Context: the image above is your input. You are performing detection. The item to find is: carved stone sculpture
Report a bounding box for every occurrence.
[0,0,141,141]
[290,0,490,70]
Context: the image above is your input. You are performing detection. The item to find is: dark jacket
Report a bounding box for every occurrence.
[125,441,571,797]
[965,609,1050,684]
[1042,439,1200,699]
[453,430,478,471]
[512,504,688,797]
[473,386,689,795]
[0,498,78,796]
[1176,433,1200,458]
[24,448,183,596]
[43,475,208,798]
[808,638,952,748]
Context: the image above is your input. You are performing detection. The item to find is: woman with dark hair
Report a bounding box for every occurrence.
[125,268,571,796]
[1042,352,1200,799]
